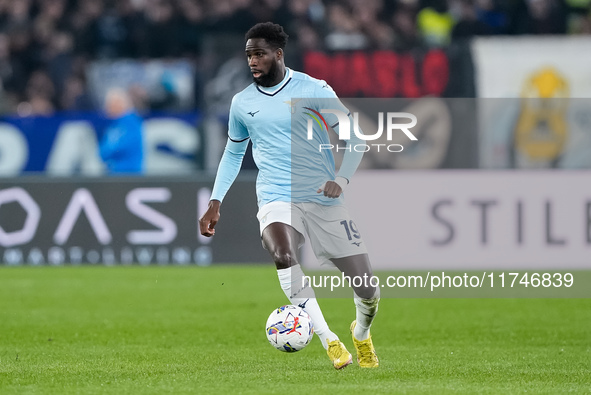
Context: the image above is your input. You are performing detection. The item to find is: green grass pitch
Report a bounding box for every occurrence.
[0,265,589,394]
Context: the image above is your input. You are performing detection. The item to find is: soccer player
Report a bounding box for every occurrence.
[199,22,379,369]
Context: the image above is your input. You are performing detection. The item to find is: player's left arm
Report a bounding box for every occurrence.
[313,82,364,198]
[317,121,364,198]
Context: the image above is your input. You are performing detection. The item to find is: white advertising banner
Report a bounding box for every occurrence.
[304,171,591,270]
[471,36,591,98]
[472,38,591,170]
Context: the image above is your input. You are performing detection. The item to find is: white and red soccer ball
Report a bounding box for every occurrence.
[265,305,314,352]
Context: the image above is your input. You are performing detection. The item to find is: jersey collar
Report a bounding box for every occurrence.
[256,68,293,96]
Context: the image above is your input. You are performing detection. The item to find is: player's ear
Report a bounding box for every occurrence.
[276,48,283,61]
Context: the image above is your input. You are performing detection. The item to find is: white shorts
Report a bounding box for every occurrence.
[256,201,368,263]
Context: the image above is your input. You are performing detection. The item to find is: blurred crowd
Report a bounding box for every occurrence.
[0,0,589,115]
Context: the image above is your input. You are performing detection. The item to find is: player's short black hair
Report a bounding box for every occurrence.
[245,22,289,50]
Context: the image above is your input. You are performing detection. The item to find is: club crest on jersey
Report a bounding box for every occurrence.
[284,99,302,114]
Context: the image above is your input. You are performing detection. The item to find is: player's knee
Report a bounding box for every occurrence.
[354,284,379,300]
[271,250,295,270]
[355,286,380,308]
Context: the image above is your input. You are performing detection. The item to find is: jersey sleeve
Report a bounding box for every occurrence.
[210,138,249,202]
[228,95,250,142]
[210,95,250,202]
[311,80,350,129]
[311,80,363,184]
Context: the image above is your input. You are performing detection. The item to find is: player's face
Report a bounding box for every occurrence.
[245,38,282,87]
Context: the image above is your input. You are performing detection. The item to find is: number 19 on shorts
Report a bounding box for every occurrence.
[340,220,361,241]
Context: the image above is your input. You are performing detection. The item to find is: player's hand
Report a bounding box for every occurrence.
[199,200,221,237]
[317,177,348,199]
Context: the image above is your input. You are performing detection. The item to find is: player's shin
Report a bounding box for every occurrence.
[277,264,338,349]
[353,287,380,341]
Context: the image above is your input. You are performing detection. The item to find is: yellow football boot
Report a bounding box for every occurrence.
[326,339,352,369]
[350,321,379,368]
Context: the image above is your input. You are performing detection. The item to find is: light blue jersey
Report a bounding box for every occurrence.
[211,68,361,208]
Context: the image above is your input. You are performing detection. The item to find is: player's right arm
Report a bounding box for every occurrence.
[199,96,250,237]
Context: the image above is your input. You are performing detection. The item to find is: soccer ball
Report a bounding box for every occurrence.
[265,305,314,352]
